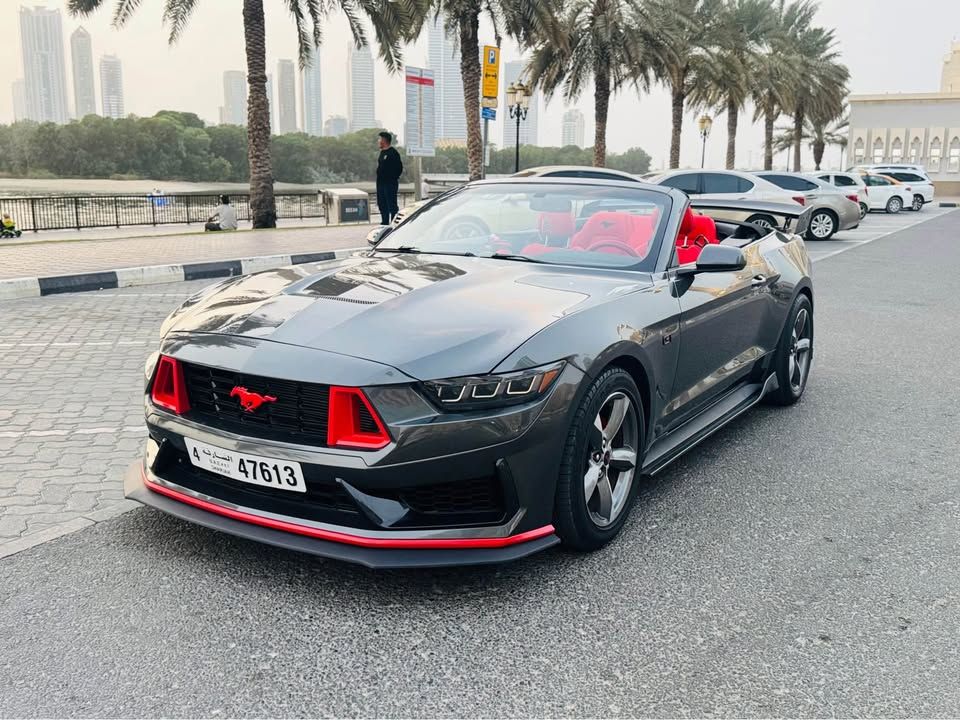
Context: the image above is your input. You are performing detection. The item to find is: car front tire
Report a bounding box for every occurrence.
[886,196,903,214]
[765,294,813,406]
[555,367,644,551]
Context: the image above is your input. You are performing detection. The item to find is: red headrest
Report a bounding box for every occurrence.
[687,214,718,245]
[538,212,575,237]
[679,207,696,235]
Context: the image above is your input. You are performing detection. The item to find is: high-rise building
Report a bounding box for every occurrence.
[325,115,349,137]
[347,43,376,131]
[18,6,69,123]
[561,108,585,148]
[301,50,323,136]
[99,54,124,119]
[427,15,466,143]
[502,61,540,148]
[266,73,274,132]
[942,41,960,93]
[276,59,297,134]
[12,80,28,122]
[220,70,247,126]
[70,27,96,118]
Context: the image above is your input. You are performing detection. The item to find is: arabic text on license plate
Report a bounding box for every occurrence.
[184,438,306,493]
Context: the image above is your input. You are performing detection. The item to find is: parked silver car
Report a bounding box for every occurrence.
[754,172,860,240]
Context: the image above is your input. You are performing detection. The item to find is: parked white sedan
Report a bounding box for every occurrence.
[817,171,913,215]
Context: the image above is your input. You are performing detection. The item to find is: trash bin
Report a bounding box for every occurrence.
[325,188,370,224]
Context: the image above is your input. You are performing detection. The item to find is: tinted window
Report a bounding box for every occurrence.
[701,173,748,194]
[832,175,857,187]
[659,173,700,194]
[763,174,817,191]
[889,172,924,183]
[865,175,891,186]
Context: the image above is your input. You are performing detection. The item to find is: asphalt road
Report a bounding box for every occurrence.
[1,208,959,717]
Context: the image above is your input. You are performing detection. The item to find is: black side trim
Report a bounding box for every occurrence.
[183,260,242,280]
[290,251,336,264]
[38,271,118,295]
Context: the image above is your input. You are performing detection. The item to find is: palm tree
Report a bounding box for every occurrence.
[432,1,560,180]
[772,109,848,170]
[688,0,776,169]
[68,0,425,228]
[781,23,848,171]
[526,0,662,167]
[750,0,813,170]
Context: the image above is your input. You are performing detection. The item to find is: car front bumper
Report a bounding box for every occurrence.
[125,463,559,568]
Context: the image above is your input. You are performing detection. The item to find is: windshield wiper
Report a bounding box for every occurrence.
[484,253,546,264]
[375,245,421,254]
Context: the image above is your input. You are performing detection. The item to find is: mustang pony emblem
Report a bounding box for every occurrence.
[230,386,277,413]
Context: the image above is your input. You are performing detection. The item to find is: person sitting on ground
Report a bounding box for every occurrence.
[204,195,238,232]
[1,212,21,237]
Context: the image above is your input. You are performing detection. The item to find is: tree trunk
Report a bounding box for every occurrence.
[763,103,775,170]
[669,86,684,169]
[812,138,825,170]
[593,66,610,167]
[725,97,738,170]
[459,13,482,181]
[243,0,276,228]
[792,103,804,172]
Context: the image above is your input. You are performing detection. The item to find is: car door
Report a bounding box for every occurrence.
[662,211,777,431]
[863,175,893,208]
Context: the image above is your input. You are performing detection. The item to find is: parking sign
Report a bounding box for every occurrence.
[482,45,500,101]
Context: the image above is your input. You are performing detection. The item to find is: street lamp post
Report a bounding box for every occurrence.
[506,81,530,173]
[698,115,713,169]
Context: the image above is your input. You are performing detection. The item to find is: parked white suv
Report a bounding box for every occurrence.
[872,170,934,210]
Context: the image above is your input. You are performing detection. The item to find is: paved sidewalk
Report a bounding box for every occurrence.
[0,223,372,281]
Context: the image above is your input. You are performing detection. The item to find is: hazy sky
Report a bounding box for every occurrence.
[1,0,958,170]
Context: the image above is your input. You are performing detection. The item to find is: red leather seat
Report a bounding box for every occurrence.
[571,212,655,257]
[675,209,718,264]
[538,212,575,239]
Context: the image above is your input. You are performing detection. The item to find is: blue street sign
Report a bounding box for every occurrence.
[481,107,496,120]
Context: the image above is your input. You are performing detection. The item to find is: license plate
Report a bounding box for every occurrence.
[184,438,306,493]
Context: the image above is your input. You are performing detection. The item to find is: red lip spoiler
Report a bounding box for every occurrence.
[144,470,554,550]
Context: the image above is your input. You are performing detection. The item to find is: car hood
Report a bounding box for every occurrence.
[162,253,652,380]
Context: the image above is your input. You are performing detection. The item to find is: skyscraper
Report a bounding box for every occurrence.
[347,43,376,131]
[99,55,124,119]
[324,115,348,137]
[301,50,323,136]
[220,71,247,126]
[70,27,96,118]
[561,108,585,148]
[12,80,28,122]
[266,74,274,132]
[19,6,69,123]
[277,59,297,134]
[502,61,539,148]
[427,16,466,143]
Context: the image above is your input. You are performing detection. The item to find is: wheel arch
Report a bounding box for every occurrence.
[580,343,655,444]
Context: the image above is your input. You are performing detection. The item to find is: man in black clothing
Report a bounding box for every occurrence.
[376,131,402,225]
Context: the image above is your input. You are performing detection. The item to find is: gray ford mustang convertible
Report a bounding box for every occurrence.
[126,178,814,568]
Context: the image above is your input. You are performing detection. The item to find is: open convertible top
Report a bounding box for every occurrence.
[691,199,812,236]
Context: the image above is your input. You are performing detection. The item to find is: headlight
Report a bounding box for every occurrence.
[422,361,565,411]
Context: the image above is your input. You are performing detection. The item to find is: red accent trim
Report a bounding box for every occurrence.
[150,355,190,415]
[405,75,435,87]
[143,471,554,549]
[327,386,390,450]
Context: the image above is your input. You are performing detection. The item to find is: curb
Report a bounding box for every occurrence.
[0,247,365,300]
[939,201,958,208]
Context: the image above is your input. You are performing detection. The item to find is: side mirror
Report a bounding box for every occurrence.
[366,225,390,246]
[676,244,746,275]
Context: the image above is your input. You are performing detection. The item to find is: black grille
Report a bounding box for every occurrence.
[182,362,333,445]
[398,476,503,515]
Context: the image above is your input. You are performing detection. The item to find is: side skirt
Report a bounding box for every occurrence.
[641,373,778,476]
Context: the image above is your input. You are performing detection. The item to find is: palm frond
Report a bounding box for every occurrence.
[162,0,199,44]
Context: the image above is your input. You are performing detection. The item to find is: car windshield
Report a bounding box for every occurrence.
[375,182,670,271]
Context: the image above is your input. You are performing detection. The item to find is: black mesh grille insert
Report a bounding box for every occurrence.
[182,362,330,445]
[398,476,503,515]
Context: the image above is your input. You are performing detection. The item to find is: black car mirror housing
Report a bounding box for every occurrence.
[676,244,747,275]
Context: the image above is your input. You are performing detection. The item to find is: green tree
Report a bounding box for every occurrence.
[68,0,426,227]
[429,1,561,180]
[646,0,724,169]
[527,0,662,168]
[772,108,848,171]
[688,0,775,169]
